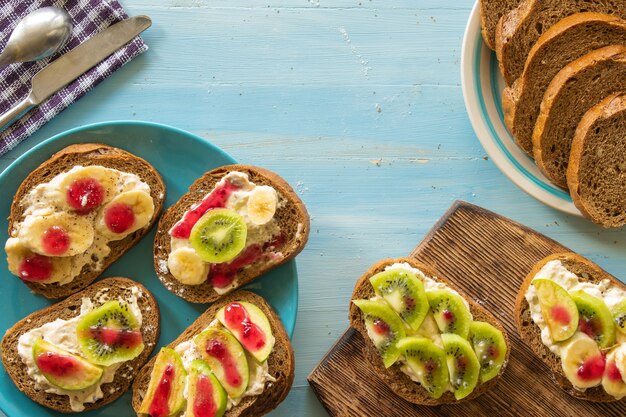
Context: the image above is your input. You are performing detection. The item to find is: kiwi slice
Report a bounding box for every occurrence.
[190,208,247,263]
[441,333,480,400]
[468,321,507,383]
[571,290,615,348]
[397,337,449,399]
[369,269,429,330]
[353,299,406,368]
[76,300,144,366]
[426,289,472,339]
[612,298,626,335]
[139,347,187,417]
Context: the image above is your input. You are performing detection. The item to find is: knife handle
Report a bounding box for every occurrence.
[0,95,35,132]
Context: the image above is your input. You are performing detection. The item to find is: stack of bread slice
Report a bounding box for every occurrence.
[480,1,626,228]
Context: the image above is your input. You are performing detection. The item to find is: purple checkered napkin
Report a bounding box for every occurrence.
[0,0,148,156]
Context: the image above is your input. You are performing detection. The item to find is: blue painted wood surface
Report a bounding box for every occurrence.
[2,1,626,415]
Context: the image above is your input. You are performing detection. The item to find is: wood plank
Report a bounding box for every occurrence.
[307,201,626,416]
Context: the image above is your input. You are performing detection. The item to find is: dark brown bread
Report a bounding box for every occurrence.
[8,143,166,299]
[495,0,626,85]
[348,258,510,406]
[479,0,524,50]
[0,277,160,412]
[567,93,626,228]
[502,13,626,155]
[153,164,309,303]
[533,45,626,188]
[515,253,626,402]
[131,290,294,417]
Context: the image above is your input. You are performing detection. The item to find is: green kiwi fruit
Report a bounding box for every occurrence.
[138,347,187,416]
[468,321,507,383]
[369,269,429,330]
[441,333,480,400]
[186,359,227,417]
[613,298,626,335]
[190,208,247,263]
[397,337,449,399]
[571,290,615,348]
[426,289,472,339]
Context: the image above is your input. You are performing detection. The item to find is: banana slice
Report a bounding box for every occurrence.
[57,166,120,212]
[167,247,209,285]
[561,333,605,389]
[247,185,278,225]
[603,345,626,398]
[616,343,626,384]
[18,213,94,257]
[5,238,71,283]
[95,190,154,239]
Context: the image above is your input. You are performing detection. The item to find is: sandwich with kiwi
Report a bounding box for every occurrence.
[516,253,626,401]
[153,164,309,303]
[1,277,160,412]
[349,258,510,405]
[131,290,294,417]
[4,143,165,299]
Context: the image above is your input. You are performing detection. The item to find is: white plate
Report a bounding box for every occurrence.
[460,2,581,217]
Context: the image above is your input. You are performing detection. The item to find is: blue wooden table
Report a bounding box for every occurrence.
[2,1,625,415]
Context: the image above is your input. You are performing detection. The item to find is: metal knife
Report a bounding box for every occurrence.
[0,15,152,131]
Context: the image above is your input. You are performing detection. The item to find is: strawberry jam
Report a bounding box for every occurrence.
[372,319,390,336]
[577,355,605,381]
[607,359,623,382]
[18,254,52,281]
[104,203,135,234]
[170,180,240,239]
[67,178,105,214]
[193,374,218,417]
[149,364,174,417]
[42,226,70,255]
[578,318,599,339]
[36,352,79,377]
[550,306,572,325]
[88,327,143,348]
[206,340,243,388]
[223,302,267,352]
[443,310,454,322]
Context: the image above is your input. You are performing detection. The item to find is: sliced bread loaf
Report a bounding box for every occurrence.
[479,0,524,50]
[533,45,626,188]
[496,0,626,85]
[502,13,626,155]
[567,92,626,228]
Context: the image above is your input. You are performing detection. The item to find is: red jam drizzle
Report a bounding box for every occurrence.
[442,310,454,322]
[18,254,52,281]
[36,352,80,377]
[578,318,599,339]
[206,340,243,388]
[372,319,390,336]
[193,374,218,417]
[149,364,174,417]
[88,327,143,348]
[577,355,605,381]
[223,302,267,352]
[456,356,468,371]
[607,359,623,382]
[487,345,499,359]
[67,177,105,214]
[170,180,240,239]
[424,358,438,374]
[104,203,135,233]
[550,306,572,325]
[42,226,70,255]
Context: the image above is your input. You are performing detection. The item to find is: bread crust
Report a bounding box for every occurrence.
[131,290,294,417]
[479,0,524,51]
[0,277,160,413]
[7,143,166,299]
[153,164,309,303]
[348,258,510,406]
[515,253,626,402]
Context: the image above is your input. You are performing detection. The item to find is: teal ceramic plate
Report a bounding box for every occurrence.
[461,2,581,216]
[0,121,298,417]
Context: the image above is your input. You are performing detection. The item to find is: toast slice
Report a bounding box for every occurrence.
[131,290,294,417]
[153,164,309,303]
[502,13,626,155]
[515,253,626,402]
[495,0,626,85]
[0,277,160,412]
[567,92,626,228]
[479,0,524,50]
[533,45,626,188]
[348,258,510,405]
[6,143,165,298]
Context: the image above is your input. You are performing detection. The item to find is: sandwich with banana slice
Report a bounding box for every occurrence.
[153,164,310,303]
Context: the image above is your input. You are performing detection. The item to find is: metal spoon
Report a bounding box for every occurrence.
[0,7,72,66]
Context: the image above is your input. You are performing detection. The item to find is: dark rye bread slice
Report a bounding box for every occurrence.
[154,164,309,303]
[479,0,524,50]
[502,13,626,155]
[515,253,626,402]
[0,277,160,412]
[495,0,626,85]
[348,258,510,406]
[533,45,626,188]
[131,290,294,417]
[567,92,626,228]
[8,143,166,299]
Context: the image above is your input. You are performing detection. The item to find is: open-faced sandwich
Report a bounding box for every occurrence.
[349,258,509,405]
[4,143,165,298]
[154,164,309,303]
[1,277,160,412]
[516,253,626,401]
[132,290,294,417]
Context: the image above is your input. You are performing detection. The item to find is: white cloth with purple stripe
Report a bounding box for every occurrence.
[0,0,147,155]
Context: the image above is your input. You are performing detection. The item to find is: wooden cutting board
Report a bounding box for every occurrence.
[307,201,626,417]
